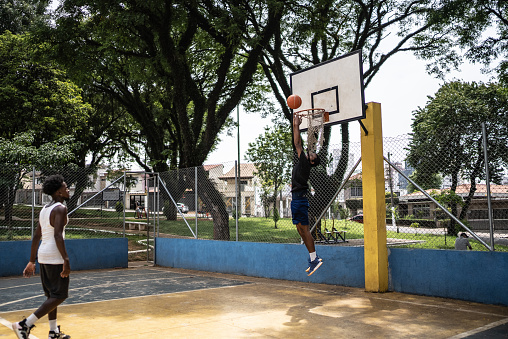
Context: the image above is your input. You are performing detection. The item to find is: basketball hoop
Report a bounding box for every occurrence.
[295,108,329,154]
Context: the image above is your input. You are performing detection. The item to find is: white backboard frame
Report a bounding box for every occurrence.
[290,50,366,130]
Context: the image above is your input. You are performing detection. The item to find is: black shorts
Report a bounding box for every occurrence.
[40,264,69,299]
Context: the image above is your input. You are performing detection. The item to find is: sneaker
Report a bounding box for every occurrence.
[11,319,35,339]
[307,256,323,276]
[49,326,71,339]
[305,257,322,273]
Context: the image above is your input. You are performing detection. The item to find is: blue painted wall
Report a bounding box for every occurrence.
[388,248,508,306]
[0,238,128,277]
[155,238,508,306]
[155,238,365,287]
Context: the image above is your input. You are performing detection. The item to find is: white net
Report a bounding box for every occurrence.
[301,109,326,154]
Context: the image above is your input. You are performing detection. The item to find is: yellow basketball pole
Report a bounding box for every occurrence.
[360,102,388,292]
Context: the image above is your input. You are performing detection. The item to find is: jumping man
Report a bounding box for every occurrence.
[291,113,323,276]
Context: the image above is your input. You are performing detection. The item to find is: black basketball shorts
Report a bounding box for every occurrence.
[40,263,69,299]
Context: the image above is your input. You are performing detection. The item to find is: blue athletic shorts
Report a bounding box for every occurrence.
[291,197,309,226]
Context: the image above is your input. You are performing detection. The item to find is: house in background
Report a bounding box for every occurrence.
[219,163,257,217]
[398,184,508,230]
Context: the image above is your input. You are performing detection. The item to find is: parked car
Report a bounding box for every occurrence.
[177,203,189,213]
[348,214,363,223]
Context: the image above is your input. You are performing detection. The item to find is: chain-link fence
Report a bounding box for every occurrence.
[156,135,507,252]
[0,166,153,260]
[2,134,506,252]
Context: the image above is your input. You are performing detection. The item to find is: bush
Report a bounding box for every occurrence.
[115,201,123,213]
[273,207,279,227]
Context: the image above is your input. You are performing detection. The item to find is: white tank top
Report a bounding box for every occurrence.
[38,202,68,264]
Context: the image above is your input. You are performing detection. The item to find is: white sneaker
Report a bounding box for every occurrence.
[11,319,34,339]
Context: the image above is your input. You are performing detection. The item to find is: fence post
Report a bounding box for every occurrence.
[482,123,495,251]
[31,166,35,239]
[235,161,239,241]
[123,172,126,237]
[195,167,198,238]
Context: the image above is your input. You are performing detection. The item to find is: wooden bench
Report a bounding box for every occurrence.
[126,221,147,231]
[324,227,348,243]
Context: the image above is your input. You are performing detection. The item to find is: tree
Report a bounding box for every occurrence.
[406,171,443,194]
[430,189,464,230]
[0,31,128,212]
[257,0,471,228]
[245,119,292,228]
[0,0,50,34]
[47,0,285,240]
[0,132,75,229]
[48,0,284,171]
[420,1,508,82]
[407,81,508,234]
[0,32,90,145]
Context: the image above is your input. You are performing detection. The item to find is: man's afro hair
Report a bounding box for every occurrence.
[42,174,65,196]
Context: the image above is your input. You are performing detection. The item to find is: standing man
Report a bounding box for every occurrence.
[291,113,323,276]
[12,174,71,339]
[455,232,473,250]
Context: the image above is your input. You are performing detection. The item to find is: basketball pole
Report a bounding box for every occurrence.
[360,102,388,292]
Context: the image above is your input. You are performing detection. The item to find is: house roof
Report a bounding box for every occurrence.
[203,164,222,171]
[400,183,508,201]
[219,163,256,179]
[349,173,362,180]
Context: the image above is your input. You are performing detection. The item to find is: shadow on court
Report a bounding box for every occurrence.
[1,262,507,338]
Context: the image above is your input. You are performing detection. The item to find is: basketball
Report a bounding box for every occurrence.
[287,94,302,109]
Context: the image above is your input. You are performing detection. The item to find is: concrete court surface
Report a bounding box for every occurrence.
[0,262,507,338]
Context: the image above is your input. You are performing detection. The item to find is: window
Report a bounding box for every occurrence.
[469,209,489,219]
[413,204,430,218]
[494,209,508,219]
[350,186,363,197]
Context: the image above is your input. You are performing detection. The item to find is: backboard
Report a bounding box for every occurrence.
[290,50,365,130]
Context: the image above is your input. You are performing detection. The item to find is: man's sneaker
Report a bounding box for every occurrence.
[11,319,34,339]
[49,325,71,339]
[49,325,71,338]
[305,257,322,273]
[307,256,323,276]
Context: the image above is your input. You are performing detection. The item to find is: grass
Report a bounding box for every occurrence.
[2,205,506,252]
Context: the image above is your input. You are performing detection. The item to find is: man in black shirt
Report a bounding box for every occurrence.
[291,113,323,276]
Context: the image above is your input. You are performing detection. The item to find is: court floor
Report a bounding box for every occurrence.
[1,262,507,338]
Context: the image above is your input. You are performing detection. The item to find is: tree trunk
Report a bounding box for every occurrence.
[195,167,230,240]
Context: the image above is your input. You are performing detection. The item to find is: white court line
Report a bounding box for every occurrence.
[0,316,40,339]
[21,284,245,310]
[447,317,508,338]
[0,275,195,308]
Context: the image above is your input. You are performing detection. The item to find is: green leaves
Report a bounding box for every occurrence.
[0,132,75,167]
[0,32,91,146]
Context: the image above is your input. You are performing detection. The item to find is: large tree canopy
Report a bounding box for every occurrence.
[48,0,285,172]
[257,0,470,226]
[0,31,90,146]
[0,0,50,34]
[45,0,286,240]
[420,0,508,81]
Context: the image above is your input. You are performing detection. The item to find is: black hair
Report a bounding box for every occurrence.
[308,152,321,167]
[42,174,65,196]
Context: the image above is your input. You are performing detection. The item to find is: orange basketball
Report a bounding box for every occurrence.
[287,94,302,110]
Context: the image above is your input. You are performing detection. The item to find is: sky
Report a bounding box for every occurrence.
[205,52,495,165]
